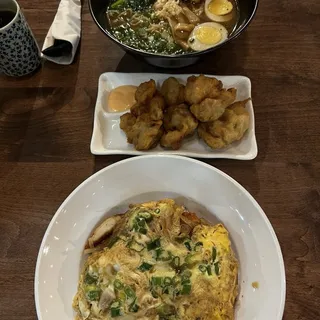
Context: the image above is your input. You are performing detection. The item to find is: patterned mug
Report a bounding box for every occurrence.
[0,0,41,76]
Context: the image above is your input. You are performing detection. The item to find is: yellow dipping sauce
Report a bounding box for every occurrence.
[195,26,222,45]
[209,0,233,16]
[108,85,137,112]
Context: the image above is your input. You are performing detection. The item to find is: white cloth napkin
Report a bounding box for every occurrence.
[42,0,81,65]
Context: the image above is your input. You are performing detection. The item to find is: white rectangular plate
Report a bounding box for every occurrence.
[90,73,258,159]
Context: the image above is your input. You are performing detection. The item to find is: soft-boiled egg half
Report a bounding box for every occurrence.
[188,22,228,51]
[205,0,234,22]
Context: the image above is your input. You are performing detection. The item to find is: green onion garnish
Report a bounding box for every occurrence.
[84,273,97,285]
[154,208,160,214]
[114,279,123,290]
[206,265,212,276]
[214,262,220,275]
[194,242,203,252]
[151,276,163,286]
[86,290,101,301]
[147,238,161,251]
[138,262,153,271]
[184,241,192,251]
[181,284,191,295]
[199,264,207,273]
[129,302,139,313]
[212,246,217,262]
[124,286,136,299]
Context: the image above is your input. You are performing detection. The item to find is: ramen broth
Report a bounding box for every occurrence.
[106,0,239,55]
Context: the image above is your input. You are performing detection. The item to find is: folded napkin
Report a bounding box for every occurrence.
[42,0,81,65]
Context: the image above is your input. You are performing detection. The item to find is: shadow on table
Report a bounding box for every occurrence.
[115,32,249,75]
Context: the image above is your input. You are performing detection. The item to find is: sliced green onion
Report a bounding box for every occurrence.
[184,241,192,251]
[214,262,220,275]
[138,262,153,271]
[212,246,217,262]
[155,249,172,261]
[194,242,203,252]
[154,208,160,214]
[151,276,163,286]
[107,236,119,248]
[111,308,121,317]
[124,286,136,299]
[147,238,161,251]
[114,279,123,290]
[110,0,126,9]
[181,275,191,284]
[181,284,191,295]
[137,218,146,227]
[84,273,97,285]
[128,240,145,252]
[86,290,101,301]
[199,264,207,273]
[206,265,212,276]
[129,302,139,313]
[139,227,147,234]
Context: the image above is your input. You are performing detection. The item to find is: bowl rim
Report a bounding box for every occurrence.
[34,154,286,320]
[88,0,259,58]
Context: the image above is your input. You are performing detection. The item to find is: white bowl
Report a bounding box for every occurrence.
[35,155,285,320]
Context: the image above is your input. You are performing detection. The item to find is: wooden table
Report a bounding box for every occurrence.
[0,0,319,319]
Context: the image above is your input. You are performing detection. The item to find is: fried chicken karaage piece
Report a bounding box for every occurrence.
[190,88,237,122]
[198,99,250,149]
[160,104,198,149]
[120,113,163,150]
[135,79,157,105]
[160,77,185,106]
[149,94,166,120]
[184,75,223,105]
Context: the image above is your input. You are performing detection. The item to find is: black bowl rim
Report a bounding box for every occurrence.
[88,0,259,59]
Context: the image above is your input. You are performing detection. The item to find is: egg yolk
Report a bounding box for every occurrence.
[195,26,222,45]
[208,0,233,16]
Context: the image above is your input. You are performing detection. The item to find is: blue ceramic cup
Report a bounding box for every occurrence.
[0,0,41,76]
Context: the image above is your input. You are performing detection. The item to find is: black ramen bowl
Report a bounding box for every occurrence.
[89,0,259,68]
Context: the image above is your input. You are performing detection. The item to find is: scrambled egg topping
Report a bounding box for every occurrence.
[73,199,238,320]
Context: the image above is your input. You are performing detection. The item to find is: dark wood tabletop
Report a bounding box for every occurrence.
[0,0,319,319]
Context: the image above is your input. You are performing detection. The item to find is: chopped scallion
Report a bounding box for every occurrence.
[212,246,217,262]
[206,265,212,276]
[199,264,207,273]
[124,286,136,299]
[194,242,203,252]
[84,273,97,285]
[181,284,191,295]
[214,262,220,275]
[114,279,123,290]
[147,238,161,251]
[138,262,153,271]
[184,241,192,251]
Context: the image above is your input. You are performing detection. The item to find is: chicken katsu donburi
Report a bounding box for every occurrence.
[73,199,239,320]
